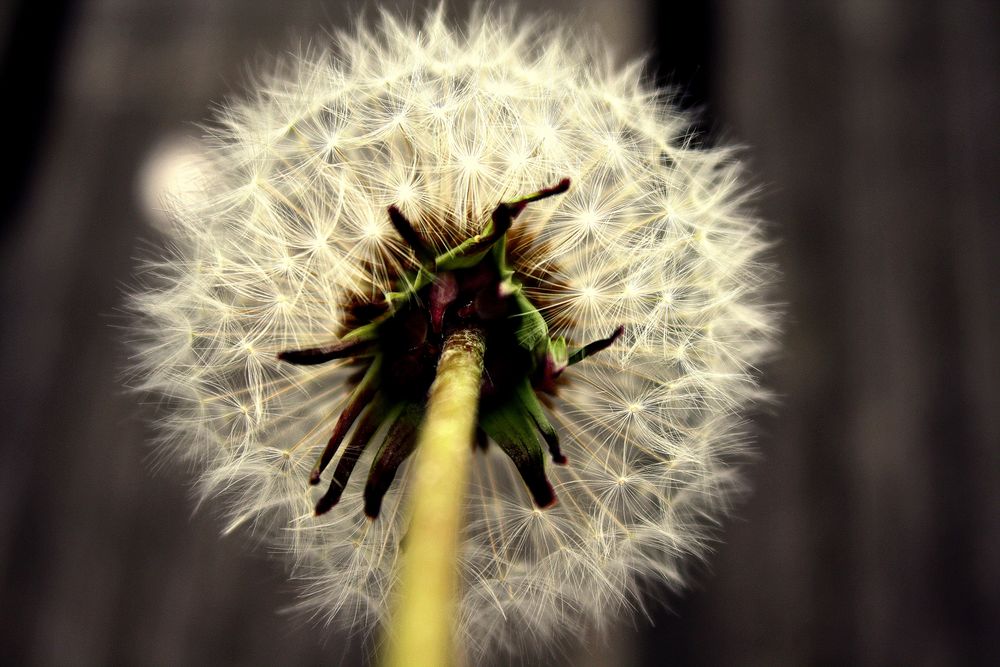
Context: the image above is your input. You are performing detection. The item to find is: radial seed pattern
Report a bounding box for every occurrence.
[129,8,775,660]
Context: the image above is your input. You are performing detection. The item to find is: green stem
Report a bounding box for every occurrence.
[384,325,486,667]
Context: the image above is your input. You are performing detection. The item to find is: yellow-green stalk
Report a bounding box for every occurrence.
[385,325,486,667]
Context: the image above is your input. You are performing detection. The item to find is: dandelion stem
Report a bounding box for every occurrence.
[384,324,486,667]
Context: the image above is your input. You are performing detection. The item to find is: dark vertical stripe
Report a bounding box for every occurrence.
[649,0,715,141]
[0,0,78,235]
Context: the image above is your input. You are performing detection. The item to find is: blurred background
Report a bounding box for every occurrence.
[1,0,997,664]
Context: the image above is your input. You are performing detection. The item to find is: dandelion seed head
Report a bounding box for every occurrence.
[129,6,775,661]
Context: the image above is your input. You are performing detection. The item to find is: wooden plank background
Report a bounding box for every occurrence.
[1,1,996,664]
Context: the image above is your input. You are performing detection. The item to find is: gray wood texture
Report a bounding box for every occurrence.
[1,1,996,665]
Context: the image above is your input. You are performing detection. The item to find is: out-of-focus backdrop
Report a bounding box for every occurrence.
[1,1,997,665]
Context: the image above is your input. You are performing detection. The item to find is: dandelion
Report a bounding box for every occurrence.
[129,6,775,663]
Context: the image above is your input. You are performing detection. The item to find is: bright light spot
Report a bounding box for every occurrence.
[324,131,340,153]
[396,181,417,204]
[138,135,210,231]
[362,220,384,239]
[459,154,483,175]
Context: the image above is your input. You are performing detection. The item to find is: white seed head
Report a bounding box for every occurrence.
[129,6,776,661]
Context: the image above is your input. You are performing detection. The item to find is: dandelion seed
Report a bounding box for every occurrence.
[128,6,775,662]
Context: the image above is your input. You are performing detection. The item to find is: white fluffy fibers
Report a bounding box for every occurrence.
[129,6,776,661]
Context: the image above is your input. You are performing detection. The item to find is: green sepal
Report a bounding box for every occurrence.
[546,336,568,369]
[383,268,435,311]
[511,288,549,353]
[340,269,435,343]
[435,196,524,271]
[479,400,555,507]
[387,205,436,268]
[491,234,515,280]
[314,394,397,515]
[308,355,383,485]
[277,337,377,365]
[567,325,625,366]
[434,235,497,271]
[363,401,424,518]
[339,320,382,345]
[513,380,566,464]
